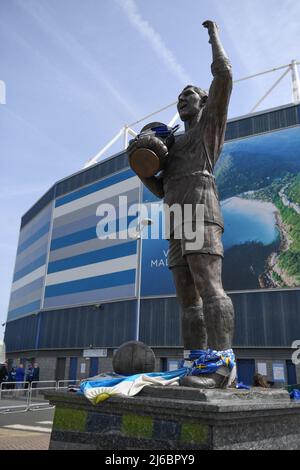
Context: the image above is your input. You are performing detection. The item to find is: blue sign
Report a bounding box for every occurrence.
[141,236,175,297]
[140,189,175,297]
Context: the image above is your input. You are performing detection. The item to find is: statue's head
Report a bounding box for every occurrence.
[177,85,208,122]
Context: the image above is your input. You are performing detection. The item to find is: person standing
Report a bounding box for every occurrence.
[32,362,40,388]
[0,361,8,386]
[25,364,34,388]
[15,363,25,389]
[8,367,16,389]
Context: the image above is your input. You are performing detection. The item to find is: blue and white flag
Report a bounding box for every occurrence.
[80,369,187,404]
[79,349,236,404]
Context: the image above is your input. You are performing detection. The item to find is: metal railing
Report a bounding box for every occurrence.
[57,380,80,390]
[0,382,30,414]
[0,379,80,414]
[28,381,57,411]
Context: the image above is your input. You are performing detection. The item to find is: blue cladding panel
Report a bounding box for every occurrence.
[45,269,136,297]
[7,301,41,321]
[56,168,135,206]
[7,204,52,322]
[36,300,137,349]
[5,288,300,352]
[9,278,44,303]
[13,254,47,282]
[47,241,137,273]
[43,284,135,308]
[4,315,39,352]
[6,169,140,320]
[17,222,50,254]
[50,216,137,250]
[50,226,99,250]
[139,290,300,348]
[43,169,140,309]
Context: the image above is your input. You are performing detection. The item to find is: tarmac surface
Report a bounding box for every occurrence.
[0,408,54,450]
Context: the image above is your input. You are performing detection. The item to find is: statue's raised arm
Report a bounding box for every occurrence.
[203,20,232,114]
[201,21,233,168]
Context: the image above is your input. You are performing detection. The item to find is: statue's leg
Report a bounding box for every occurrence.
[202,295,234,350]
[171,266,207,350]
[172,265,217,388]
[186,253,234,351]
[179,253,235,389]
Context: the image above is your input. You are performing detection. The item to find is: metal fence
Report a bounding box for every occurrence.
[0,380,80,414]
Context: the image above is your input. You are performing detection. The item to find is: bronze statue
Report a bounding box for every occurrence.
[128,21,234,388]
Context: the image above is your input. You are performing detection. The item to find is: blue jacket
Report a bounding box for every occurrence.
[15,367,25,382]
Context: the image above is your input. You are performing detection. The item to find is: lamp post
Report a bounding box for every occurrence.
[134,218,153,342]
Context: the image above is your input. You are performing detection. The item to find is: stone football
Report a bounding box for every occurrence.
[112,341,156,375]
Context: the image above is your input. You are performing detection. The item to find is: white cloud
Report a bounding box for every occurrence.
[115,0,191,85]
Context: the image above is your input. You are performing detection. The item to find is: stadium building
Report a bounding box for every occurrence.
[4,102,300,387]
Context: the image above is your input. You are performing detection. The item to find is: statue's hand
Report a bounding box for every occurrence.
[127,137,138,155]
[202,20,219,32]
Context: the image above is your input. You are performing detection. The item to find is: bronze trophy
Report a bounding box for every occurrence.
[127,122,179,178]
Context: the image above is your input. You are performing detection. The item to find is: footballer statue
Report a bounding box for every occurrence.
[128,21,235,388]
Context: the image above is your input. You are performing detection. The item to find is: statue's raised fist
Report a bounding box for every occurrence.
[202,20,219,31]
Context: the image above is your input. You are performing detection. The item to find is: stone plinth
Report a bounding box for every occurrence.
[44,387,300,450]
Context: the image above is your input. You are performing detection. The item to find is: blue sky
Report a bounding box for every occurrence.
[1,0,300,338]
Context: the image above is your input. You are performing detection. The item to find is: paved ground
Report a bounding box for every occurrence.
[0,429,51,450]
[0,408,54,450]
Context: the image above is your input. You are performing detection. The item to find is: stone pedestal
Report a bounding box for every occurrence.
[44,387,300,450]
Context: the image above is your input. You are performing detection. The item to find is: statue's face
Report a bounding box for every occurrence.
[177,87,202,121]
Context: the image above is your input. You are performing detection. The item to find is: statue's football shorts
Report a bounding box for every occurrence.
[168,223,224,269]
